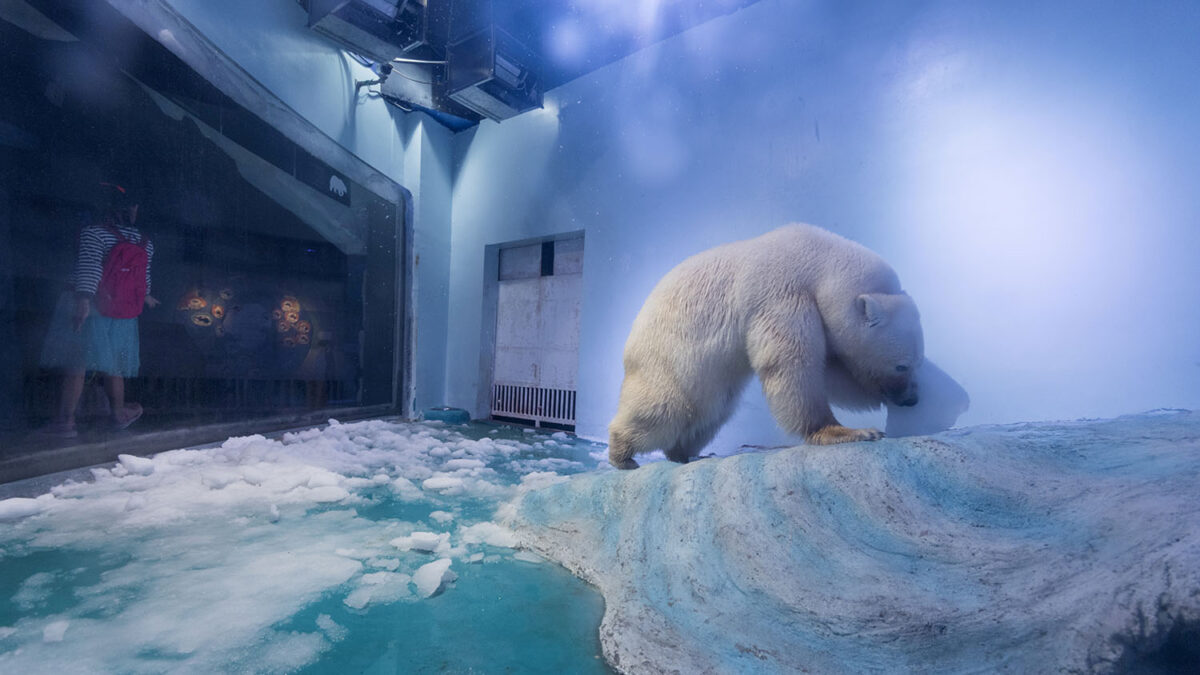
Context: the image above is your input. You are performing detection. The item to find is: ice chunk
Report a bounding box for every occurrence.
[462,479,506,499]
[390,531,450,553]
[305,470,342,488]
[429,510,455,524]
[42,620,69,643]
[422,475,464,492]
[519,471,570,491]
[316,614,347,642]
[220,434,269,451]
[443,458,485,471]
[240,466,269,485]
[201,471,240,489]
[513,551,544,564]
[15,572,56,610]
[459,522,518,548]
[345,572,413,608]
[409,531,445,552]
[366,557,400,571]
[412,559,454,598]
[342,587,372,609]
[390,477,424,501]
[304,486,350,503]
[117,454,155,476]
[0,497,47,521]
[884,359,970,437]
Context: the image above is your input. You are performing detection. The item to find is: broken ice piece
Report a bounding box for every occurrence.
[42,620,69,643]
[390,531,449,553]
[413,558,455,598]
[118,454,155,476]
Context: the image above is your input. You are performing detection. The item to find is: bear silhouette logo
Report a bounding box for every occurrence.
[329,175,348,197]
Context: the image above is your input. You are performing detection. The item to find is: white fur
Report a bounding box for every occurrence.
[608,224,926,469]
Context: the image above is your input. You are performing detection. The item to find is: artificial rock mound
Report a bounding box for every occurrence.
[506,412,1200,673]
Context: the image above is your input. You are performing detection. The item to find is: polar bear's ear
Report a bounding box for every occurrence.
[857,294,887,327]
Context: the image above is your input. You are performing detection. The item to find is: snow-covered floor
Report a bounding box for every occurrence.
[6,411,1199,674]
[0,419,612,673]
[508,410,1200,674]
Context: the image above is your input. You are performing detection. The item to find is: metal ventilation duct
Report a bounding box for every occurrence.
[304,0,447,62]
[446,23,541,121]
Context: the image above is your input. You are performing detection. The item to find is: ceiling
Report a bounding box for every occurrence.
[320,0,763,127]
[5,0,763,131]
[487,0,762,91]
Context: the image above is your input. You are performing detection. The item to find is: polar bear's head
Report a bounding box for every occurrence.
[846,292,925,407]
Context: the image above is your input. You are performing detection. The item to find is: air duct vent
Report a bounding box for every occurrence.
[304,0,447,62]
[446,25,541,121]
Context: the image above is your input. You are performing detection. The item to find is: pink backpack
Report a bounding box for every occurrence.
[95,224,148,319]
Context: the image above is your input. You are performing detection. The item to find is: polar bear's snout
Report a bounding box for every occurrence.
[886,380,920,407]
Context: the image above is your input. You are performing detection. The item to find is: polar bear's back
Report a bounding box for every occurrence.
[731,225,900,300]
[631,225,898,330]
[622,224,900,382]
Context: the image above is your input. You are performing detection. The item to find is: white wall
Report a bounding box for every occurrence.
[446,0,1200,447]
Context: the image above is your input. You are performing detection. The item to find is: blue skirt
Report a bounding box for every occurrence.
[40,292,141,377]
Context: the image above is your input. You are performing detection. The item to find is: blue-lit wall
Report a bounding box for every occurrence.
[446,0,1200,445]
[155,0,454,412]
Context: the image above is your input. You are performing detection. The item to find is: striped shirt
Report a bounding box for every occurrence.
[73,223,154,296]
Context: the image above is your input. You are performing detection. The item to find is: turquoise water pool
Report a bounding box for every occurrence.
[0,420,611,673]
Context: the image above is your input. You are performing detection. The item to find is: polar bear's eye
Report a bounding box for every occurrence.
[895,365,909,373]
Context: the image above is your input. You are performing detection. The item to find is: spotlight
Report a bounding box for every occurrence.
[355,62,392,90]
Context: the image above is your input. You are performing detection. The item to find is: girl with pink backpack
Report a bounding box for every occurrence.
[38,182,160,437]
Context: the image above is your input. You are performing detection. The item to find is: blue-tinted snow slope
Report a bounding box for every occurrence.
[507,411,1200,674]
[0,420,612,674]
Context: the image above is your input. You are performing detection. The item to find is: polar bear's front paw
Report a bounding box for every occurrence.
[611,458,640,470]
[806,425,885,445]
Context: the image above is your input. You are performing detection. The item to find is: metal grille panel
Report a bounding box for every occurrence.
[490,383,576,426]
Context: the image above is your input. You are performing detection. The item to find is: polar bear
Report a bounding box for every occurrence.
[608,224,924,470]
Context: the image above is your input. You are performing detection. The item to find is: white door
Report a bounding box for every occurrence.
[491,238,582,427]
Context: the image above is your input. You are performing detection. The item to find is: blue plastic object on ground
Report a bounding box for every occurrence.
[422,406,470,424]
